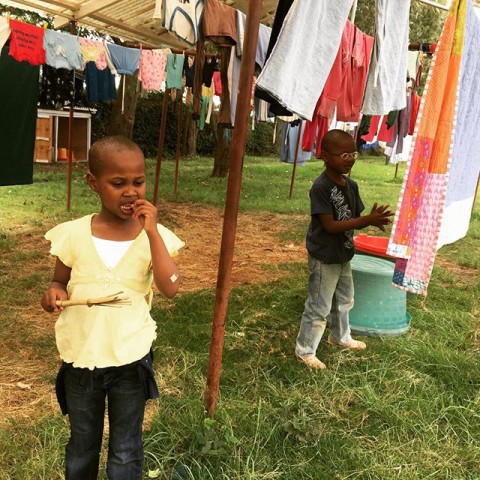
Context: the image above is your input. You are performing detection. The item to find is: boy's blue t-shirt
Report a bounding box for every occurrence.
[306,171,365,264]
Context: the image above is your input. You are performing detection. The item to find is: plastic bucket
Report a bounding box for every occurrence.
[349,255,411,336]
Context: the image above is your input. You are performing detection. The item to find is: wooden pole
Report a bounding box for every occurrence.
[174,92,183,195]
[394,162,399,178]
[288,122,302,199]
[204,0,262,417]
[152,89,169,205]
[66,19,76,211]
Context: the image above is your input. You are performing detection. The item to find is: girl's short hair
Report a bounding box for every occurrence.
[88,136,143,175]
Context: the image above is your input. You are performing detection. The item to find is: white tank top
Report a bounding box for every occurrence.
[92,236,134,269]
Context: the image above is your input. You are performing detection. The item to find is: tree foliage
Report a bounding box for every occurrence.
[354,0,446,43]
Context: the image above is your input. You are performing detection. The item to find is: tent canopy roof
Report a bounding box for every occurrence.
[1,0,279,49]
[4,0,476,50]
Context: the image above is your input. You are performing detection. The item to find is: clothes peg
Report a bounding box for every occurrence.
[43,21,48,29]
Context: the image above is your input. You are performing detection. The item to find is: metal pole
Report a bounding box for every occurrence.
[174,92,183,195]
[204,0,262,417]
[288,122,302,199]
[152,89,169,205]
[66,19,76,211]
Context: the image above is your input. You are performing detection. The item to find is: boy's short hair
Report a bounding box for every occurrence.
[88,136,143,176]
[321,129,355,153]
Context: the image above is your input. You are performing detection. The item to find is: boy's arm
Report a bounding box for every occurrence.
[319,203,394,234]
[133,199,180,299]
[41,258,71,312]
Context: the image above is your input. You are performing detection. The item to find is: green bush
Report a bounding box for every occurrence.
[91,94,279,159]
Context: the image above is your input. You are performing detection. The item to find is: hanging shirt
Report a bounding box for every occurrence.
[203,0,237,46]
[212,70,222,96]
[165,53,185,89]
[85,61,117,102]
[8,19,46,66]
[79,38,108,70]
[0,17,11,51]
[162,0,204,45]
[106,43,140,75]
[44,29,83,70]
[202,56,218,88]
[139,49,168,91]
[183,55,195,88]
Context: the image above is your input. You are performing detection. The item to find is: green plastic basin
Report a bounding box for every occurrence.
[349,255,411,336]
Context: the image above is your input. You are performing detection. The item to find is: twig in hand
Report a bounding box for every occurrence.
[55,291,131,308]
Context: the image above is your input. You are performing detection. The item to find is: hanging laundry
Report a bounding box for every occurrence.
[8,19,46,66]
[408,91,421,135]
[0,46,39,186]
[43,29,83,70]
[235,9,271,67]
[281,120,312,165]
[336,24,374,122]
[254,98,269,122]
[161,0,204,45]
[437,0,480,249]
[183,55,195,88]
[85,61,117,102]
[302,115,330,158]
[407,51,420,85]
[0,17,11,51]
[79,38,108,70]
[166,53,185,89]
[39,65,82,108]
[361,0,411,115]
[386,92,412,156]
[140,49,168,91]
[105,43,140,75]
[203,0,237,46]
[256,0,354,121]
[202,56,218,87]
[212,70,222,96]
[254,0,294,117]
[388,0,480,295]
[228,11,271,126]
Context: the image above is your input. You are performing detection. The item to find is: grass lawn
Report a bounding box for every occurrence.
[0,154,479,479]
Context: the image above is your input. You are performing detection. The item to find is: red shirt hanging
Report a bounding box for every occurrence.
[9,19,46,66]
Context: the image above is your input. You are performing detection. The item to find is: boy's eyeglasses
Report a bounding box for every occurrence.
[324,151,359,161]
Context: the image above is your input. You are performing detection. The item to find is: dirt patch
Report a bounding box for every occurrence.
[159,203,306,291]
[0,203,307,425]
[435,256,480,282]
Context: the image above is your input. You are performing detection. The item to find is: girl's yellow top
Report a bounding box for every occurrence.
[45,214,184,370]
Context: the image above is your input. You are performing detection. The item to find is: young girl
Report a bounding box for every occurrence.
[41,136,184,480]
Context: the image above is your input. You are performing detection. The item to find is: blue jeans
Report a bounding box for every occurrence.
[295,255,354,357]
[63,363,146,480]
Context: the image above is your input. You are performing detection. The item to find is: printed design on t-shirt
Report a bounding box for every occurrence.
[330,186,354,249]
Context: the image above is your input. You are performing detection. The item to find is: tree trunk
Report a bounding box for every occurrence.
[185,114,198,156]
[211,114,231,177]
[106,73,139,138]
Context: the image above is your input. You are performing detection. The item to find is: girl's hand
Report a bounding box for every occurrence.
[132,199,158,234]
[41,287,68,313]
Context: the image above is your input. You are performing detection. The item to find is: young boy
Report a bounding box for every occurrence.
[295,129,393,369]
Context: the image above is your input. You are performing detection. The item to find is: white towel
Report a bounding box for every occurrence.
[361,0,411,115]
[255,0,354,121]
